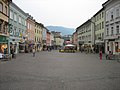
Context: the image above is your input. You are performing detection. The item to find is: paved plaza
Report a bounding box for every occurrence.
[0,51,120,90]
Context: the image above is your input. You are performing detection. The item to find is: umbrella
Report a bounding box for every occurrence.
[65,44,75,47]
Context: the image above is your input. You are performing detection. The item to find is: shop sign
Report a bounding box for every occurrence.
[0,36,7,43]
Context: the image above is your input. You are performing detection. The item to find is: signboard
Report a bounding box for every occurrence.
[0,36,7,43]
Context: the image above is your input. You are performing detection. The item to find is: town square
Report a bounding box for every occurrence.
[0,0,120,90]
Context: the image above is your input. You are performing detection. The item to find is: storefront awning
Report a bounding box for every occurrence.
[0,42,7,43]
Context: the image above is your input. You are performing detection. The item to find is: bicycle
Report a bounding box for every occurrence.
[106,54,115,60]
[106,53,120,63]
[115,54,120,63]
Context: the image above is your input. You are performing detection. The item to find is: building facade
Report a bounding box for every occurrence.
[77,19,94,52]
[46,30,51,47]
[103,0,120,54]
[0,0,12,53]
[51,31,62,49]
[92,8,105,53]
[35,22,43,51]
[9,2,27,54]
[72,31,78,50]
[26,14,35,52]
[0,0,11,54]
[50,32,54,48]
[73,31,77,45]
[42,27,47,50]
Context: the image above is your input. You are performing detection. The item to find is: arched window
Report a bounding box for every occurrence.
[0,2,3,12]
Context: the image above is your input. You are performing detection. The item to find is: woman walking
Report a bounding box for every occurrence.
[99,50,102,60]
[32,48,35,57]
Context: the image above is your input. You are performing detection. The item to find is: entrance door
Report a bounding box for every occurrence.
[110,42,114,53]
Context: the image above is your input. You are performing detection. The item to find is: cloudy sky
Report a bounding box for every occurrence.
[13,0,107,28]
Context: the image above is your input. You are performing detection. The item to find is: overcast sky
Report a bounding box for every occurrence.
[13,0,107,28]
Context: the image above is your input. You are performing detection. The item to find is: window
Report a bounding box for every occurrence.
[100,23,101,30]
[30,24,32,30]
[102,33,104,40]
[35,36,36,42]
[106,12,109,21]
[10,10,13,19]
[116,9,119,18]
[97,15,99,21]
[102,12,104,18]
[100,14,101,19]
[5,6,7,15]
[21,18,24,25]
[14,27,17,36]
[21,18,23,25]
[95,17,96,22]
[18,16,21,24]
[116,25,119,34]
[106,28,109,35]
[14,13,17,21]
[27,23,29,29]
[0,2,3,12]
[111,12,114,20]
[102,21,104,29]
[25,21,26,26]
[111,27,114,35]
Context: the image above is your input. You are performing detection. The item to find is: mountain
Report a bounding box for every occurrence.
[46,26,75,36]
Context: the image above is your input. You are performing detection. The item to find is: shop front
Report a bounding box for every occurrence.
[0,36,8,54]
[8,37,21,54]
[35,42,41,52]
[95,40,105,53]
[26,40,35,52]
[105,36,119,54]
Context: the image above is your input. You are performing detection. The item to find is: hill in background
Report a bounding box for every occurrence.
[46,26,75,36]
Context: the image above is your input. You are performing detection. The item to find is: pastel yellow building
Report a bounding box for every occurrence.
[92,8,105,53]
[35,22,43,51]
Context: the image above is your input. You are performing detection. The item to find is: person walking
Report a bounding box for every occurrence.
[99,50,102,60]
[32,48,35,57]
[11,48,14,58]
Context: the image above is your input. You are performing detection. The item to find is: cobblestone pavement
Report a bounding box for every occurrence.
[0,51,120,90]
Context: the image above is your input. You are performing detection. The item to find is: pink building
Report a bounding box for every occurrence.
[46,30,51,46]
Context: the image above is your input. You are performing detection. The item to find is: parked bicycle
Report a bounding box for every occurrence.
[106,51,114,60]
[115,54,120,63]
[106,52,120,63]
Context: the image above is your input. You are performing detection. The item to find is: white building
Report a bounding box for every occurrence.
[76,19,95,51]
[103,0,120,54]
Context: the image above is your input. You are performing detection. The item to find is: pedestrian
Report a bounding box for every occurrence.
[32,48,35,57]
[99,50,102,60]
[11,48,14,58]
